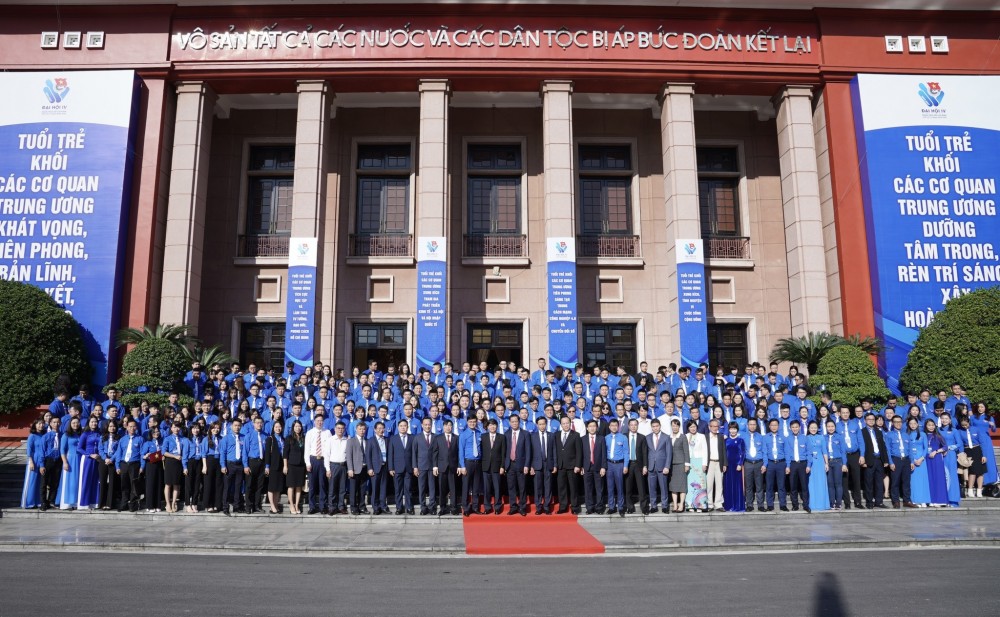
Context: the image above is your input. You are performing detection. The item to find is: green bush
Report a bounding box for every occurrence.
[0,280,92,414]
[120,338,189,383]
[810,345,892,407]
[899,287,1000,408]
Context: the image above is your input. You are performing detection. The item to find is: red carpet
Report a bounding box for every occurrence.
[463,510,605,555]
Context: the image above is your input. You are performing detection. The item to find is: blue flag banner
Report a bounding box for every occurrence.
[416,236,447,370]
[0,70,138,386]
[547,237,578,370]
[676,239,709,368]
[284,237,318,371]
[851,74,1000,391]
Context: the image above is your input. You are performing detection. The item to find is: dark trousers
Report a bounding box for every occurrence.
[437,469,458,513]
[462,460,482,513]
[648,469,669,509]
[222,461,245,510]
[556,468,578,511]
[534,468,554,512]
[328,463,347,511]
[583,466,606,512]
[350,466,369,512]
[864,460,886,507]
[788,460,809,509]
[845,451,863,507]
[97,458,119,509]
[827,457,845,506]
[246,458,265,511]
[483,471,502,511]
[42,458,61,507]
[117,461,141,511]
[890,456,912,505]
[185,460,203,507]
[417,469,437,511]
[307,457,327,511]
[743,460,765,508]
[145,462,163,510]
[506,468,527,511]
[625,460,648,512]
[765,460,787,507]
[369,467,388,511]
[201,457,222,510]
[392,470,412,511]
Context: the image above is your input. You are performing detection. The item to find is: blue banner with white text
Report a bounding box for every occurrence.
[547,237,578,370]
[0,71,137,386]
[284,237,318,371]
[676,239,709,369]
[416,237,447,370]
[852,74,1000,392]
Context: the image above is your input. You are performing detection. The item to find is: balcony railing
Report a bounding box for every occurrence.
[349,233,413,257]
[238,234,290,258]
[462,234,527,258]
[704,236,752,260]
[577,234,641,258]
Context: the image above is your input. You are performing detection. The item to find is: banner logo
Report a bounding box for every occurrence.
[554,240,567,254]
[425,239,439,253]
[43,77,70,104]
[917,81,945,107]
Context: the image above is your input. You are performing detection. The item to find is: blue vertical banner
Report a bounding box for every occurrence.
[547,237,578,370]
[852,74,1000,391]
[284,237,318,371]
[0,70,137,386]
[416,236,447,370]
[676,239,709,368]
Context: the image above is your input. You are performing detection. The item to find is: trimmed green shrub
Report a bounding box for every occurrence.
[120,338,189,383]
[899,287,1000,409]
[811,345,892,407]
[0,280,92,414]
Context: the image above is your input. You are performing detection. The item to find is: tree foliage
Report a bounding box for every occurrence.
[0,280,92,414]
[810,345,893,407]
[115,323,194,348]
[899,287,1000,408]
[769,331,886,375]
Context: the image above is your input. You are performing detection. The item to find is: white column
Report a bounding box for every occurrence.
[541,81,576,238]
[159,81,216,334]
[659,83,701,361]
[291,80,331,238]
[774,85,832,335]
[417,79,450,238]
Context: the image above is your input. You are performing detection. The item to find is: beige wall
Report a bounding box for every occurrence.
[194,104,794,370]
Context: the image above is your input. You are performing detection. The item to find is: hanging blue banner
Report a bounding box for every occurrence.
[676,239,709,369]
[416,236,447,370]
[0,70,138,386]
[852,74,1000,392]
[547,237,578,370]
[284,237,318,371]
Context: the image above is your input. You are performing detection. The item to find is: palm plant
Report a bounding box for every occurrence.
[769,331,847,376]
[115,323,194,348]
[182,344,236,368]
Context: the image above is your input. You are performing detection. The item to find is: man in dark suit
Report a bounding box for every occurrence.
[504,414,531,516]
[581,419,607,514]
[346,421,370,514]
[861,413,890,509]
[431,419,461,515]
[646,419,672,513]
[365,421,389,514]
[529,416,556,515]
[554,415,582,514]
[623,418,649,513]
[480,419,506,514]
[412,417,437,514]
[386,419,414,514]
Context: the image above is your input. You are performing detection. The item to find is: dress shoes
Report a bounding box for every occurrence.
[507,509,518,516]
[904,502,918,508]
[395,510,404,515]
[804,506,812,513]
[779,506,789,512]
[618,510,626,518]
[649,507,658,514]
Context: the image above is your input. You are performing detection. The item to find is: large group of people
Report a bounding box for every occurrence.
[20,357,998,517]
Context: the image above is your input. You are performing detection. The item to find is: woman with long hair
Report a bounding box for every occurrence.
[76,414,102,510]
[924,419,949,507]
[265,419,285,514]
[184,422,205,512]
[97,419,120,510]
[907,416,930,507]
[141,425,164,512]
[283,420,306,514]
[58,416,83,510]
[21,418,46,509]
[685,419,709,512]
[201,422,223,513]
[938,412,962,507]
[162,422,185,513]
[668,418,690,513]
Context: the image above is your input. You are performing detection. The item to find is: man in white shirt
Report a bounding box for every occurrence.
[304,415,329,515]
[324,421,350,514]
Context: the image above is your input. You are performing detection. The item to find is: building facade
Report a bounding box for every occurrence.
[1,1,998,380]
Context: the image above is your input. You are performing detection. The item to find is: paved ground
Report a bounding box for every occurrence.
[1,505,998,554]
[0,549,995,616]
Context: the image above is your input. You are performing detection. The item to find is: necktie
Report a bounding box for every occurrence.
[845,428,852,449]
[966,431,973,449]
[629,434,636,461]
[870,429,879,454]
[54,433,60,452]
[107,438,114,457]
[749,436,756,458]
[379,438,386,462]
[654,434,659,451]
[771,435,777,459]
[176,435,181,454]
[402,436,407,449]
[590,435,596,464]
[828,435,833,456]
[490,434,495,450]
[472,435,479,458]
[257,432,263,457]
[235,436,241,460]
[124,437,132,461]
[315,432,322,457]
[446,435,450,448]
[562,432,567,445]
[196,440,201,457]
[541,433,546,458]
[360,438,365,457]
[510,431,517,461]
[426,433,431,446]
[794,436,799,462]
[783,421,789,438]
[899,431,905,453]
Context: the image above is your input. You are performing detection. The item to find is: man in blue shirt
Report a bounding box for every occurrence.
[784,420,811,513]
[762,419,788,511]
[837,406,865,509]
[886,415,914,508]
[458,415,482,516]
[220,418,247,516]
[114,418,144,512]
[244,416,267,514]
[743,417,766,511]
[604,419,627,516]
